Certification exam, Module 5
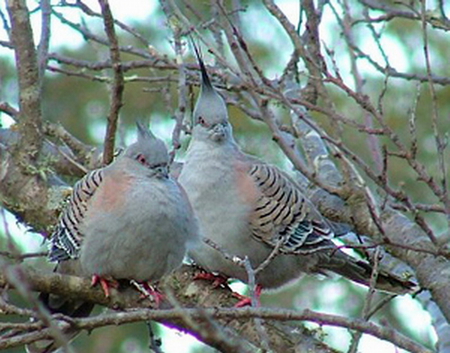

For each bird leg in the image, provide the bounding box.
[91,275,119,297]
[233,284,263,308]
[193,271,230,288]
[194,270,263,307]
[142,283,165,307]
[131,280,164,307]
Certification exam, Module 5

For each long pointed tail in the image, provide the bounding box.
[319,250,418,295]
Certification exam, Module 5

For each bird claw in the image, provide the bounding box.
[91,275,119,298]
[233,285,262,307]
[193,272,229,289]
[131,280,164,307]
[193,270,263,307]
[233,295,253,308]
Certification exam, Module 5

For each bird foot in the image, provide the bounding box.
[193,270,263,307]
[193,271,229,289]
[91,275,119,297]
[233,285,263,307]
[131,281,164,307]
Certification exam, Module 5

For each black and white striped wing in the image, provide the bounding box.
[49,169,104,262]
[248,163,335,254]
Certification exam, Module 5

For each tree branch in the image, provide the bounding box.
[98,0,124,165]
[0,265,431,353]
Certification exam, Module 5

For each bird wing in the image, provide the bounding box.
[247,162,335,253]
[49,169,104,262]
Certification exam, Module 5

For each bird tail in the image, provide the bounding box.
[26,261,94,353]
[320,250,418,295]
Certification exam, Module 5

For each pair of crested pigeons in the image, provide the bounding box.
[45,46,416,315]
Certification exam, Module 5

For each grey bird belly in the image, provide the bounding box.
[189,233,309,288]
[180,150,313,289]
[79,179,191,283]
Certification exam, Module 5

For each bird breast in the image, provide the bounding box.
[79,176,189,282]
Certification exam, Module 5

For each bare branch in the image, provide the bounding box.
[0,102,18,118]
[419,0,450,216]
[6,0,43,158]
[37,0,51,83]
[98,0,124,165]
[0,265,347,353]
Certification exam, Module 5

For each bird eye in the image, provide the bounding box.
[136,154,147,165]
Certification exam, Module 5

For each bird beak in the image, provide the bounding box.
[211,123,226,141]
[155,166,169,179]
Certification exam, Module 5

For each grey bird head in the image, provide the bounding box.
[191,43,233,144]
[123,122,169,178]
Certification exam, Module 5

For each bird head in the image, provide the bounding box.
[191,43,232,144]
[124,122,169,178]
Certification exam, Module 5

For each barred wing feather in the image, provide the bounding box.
[248,163,334,253]
[49,169,104,262]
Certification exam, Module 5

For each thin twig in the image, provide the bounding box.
[98,0,124,165]
[0,264,70,350]
[253,237,284,276]
[146,321,164,353]
[169,18,187,157]
[4,307,431,353]
[0,102,19,118]
[203,238,245,267]
[348,246,381,353]
[37,0,51,84]
[242,257,271,351]
[0,251,48,260]
[339,0,383,173]
[419,0,450,219]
